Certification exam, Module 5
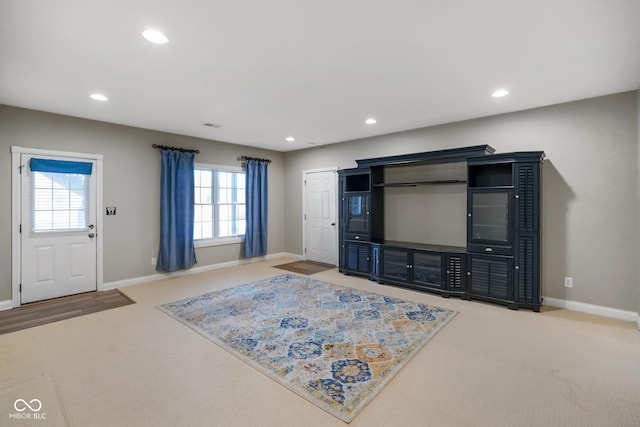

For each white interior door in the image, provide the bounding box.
[304,169,337,265]
[20,153,97,303]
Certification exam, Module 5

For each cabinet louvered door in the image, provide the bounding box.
[469,255,513,301]
[345,243,358,271]
[357,245,370,273]
[514,161,541,309]
[515,233,539,305]
[515,163,538,232]
[446,254,465,292]
[345,242,370,273]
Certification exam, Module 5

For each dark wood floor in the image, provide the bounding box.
[0,290,135,335]
[273,260,336,275]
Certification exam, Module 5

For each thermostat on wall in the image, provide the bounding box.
[106,207,117,215]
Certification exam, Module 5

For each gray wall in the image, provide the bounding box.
[637,91,640,319]
[3,92,638,312]
[284,91,639,312]
[0,105,285,301]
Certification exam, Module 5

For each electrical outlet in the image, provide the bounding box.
[564,277,573,288]
[151,257,157,266]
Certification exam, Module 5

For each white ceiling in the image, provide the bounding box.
[1,0,639,152]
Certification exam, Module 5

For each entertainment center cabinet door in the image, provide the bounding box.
[344,241,371,275]
[412,251,443,289]
[445,254,465,293]
[467,254,514,302]
[381,247,410,282]
[514,233,540,307]
[514,162,541,233]
[467,188,513,255]
[345,193,370,240]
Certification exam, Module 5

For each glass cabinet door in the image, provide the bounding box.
[470,191,510,243]
[413,251,442,288]
[346,194,369,233]
[382,248,409,281]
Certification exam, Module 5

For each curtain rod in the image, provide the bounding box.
[152,144,200,154]
[239,155,271,164]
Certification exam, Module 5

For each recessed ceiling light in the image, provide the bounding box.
[365,118,377,124]
[90,93,108,101]
[286,137,295,142]
[142,29,169,44]
[491,89,510,98]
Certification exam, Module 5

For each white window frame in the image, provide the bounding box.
[194,163,245,248]
[31,170,91,233]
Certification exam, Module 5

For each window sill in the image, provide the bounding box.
[195,236,243,248]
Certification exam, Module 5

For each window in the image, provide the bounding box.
[194,166,246,242]
[32,171,89,232]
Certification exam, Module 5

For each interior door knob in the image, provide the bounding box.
[88,233,95,238]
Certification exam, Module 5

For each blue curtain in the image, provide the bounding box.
[157,150,197,272]
[243,159,269,257]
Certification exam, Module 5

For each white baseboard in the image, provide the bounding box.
[280,252,305,261]
[543,296,639,324]
[101,252,303,291]
[0,300,13,311]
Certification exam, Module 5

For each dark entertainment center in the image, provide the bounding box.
[338,145,544,311]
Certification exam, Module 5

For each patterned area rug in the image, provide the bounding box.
[158,274,457,422]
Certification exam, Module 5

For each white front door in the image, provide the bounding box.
[20,153,97,303]
[304,169,337,265]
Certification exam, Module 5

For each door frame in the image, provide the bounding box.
[302,167,339,266]
[11,146,104,308]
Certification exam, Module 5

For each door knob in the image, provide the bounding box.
[88,224,95,229]
[331,222,336,226]
[88,233,95,238]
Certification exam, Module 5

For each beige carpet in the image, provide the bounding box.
[1,257,639,426]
